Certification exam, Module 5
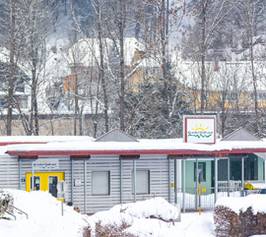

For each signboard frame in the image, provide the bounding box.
[32,158,59,171]
[183,115,216,144]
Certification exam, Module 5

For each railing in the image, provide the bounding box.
[3,205,29,220]
[175,185,242,211]
[217,180,242,192]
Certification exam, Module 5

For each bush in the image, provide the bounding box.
[214,205,266,237]
[95,222,137,237]
[0,190,13,218]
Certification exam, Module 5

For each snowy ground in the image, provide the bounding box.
[0,190,87,237]
[0,190,216,237]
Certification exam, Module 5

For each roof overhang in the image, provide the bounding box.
[7,147,266,158]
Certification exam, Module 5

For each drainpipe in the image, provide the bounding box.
[241,157,245,196]
[168,158,171,203]
[182,159,186,213]
[195,158,198,210]
[227,157,230,197]
[133,159,136,202]
[120,159,122,204]
[18,158,21,190]
[84,159,87,214]
[214,158,218,204]
[70,158,73,203]
[174,159,177,204]
[264,159,266,185]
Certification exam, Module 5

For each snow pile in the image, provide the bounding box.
[86,197,215,237]
[216,194,266,214]
[87,206,214,237]
[0,190,87,237]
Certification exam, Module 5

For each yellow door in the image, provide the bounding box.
[26,172,64,199]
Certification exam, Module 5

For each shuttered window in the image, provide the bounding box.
[132,170,150,194]
[92,171,110,195]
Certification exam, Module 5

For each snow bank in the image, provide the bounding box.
[112,197,180,221]
[215,194,266,214]
[87,197,184,236]
[0,190,87,237]
[86,199,214,237]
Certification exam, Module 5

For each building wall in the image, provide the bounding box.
[0,116,101,136]
[0,155,19,189]
[14,155,175,214]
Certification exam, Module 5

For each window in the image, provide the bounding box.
[194,162,206,182]
[132,170,150,194]
[228,155,258,181]
[30,176,40,191]
[92,171,110,195]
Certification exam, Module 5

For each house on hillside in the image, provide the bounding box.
[60,37,160,94]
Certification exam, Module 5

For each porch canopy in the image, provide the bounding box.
[5,139,266,158]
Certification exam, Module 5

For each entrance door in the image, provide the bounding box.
[26,172,64,199]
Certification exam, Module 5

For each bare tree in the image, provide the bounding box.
[236,0,265,135]
[6,0,17,135]
[92,0,109,133]
[185,0,233,113]
[18,0,51,135]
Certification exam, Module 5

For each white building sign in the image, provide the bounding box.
[32,158,59,171]
[183,115,216,144]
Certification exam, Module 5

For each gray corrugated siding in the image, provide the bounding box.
[1,154,178,214]
[121,155,170,203]
[0,155,19,189]
[84,155,121,213]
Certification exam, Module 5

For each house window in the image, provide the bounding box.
[132,170,150,194]
[194,162,206,182]
[92,171,110,195]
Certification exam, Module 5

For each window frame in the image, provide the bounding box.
[91,171,111,196]
[132,169,150,195]
[194,162,206,182]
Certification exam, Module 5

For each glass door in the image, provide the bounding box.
[49,176,58,198]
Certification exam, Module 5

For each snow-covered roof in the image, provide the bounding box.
[0,136,93,146]
[4,138,266,157]
[173,43,266,91]
[67,37,159,67]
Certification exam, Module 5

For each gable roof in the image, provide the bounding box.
[95,129,139,142]
[222,127,261,141]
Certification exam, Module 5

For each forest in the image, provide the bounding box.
[0,0,265,138]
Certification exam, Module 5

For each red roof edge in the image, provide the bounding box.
[0,142,47,146]
[6,147,266,158]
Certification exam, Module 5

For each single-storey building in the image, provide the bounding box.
[1,129,266,214]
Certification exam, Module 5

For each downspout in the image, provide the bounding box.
[18,158,21,190]
[214,158,218,203]
[174,159,177,204]
[182,159,186,212]
[227,157,230,197]
[133,159,136,202]
[168,158,171,203]
[120,158,122,203]
[70,157,73,203]
[84,159,87,214]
